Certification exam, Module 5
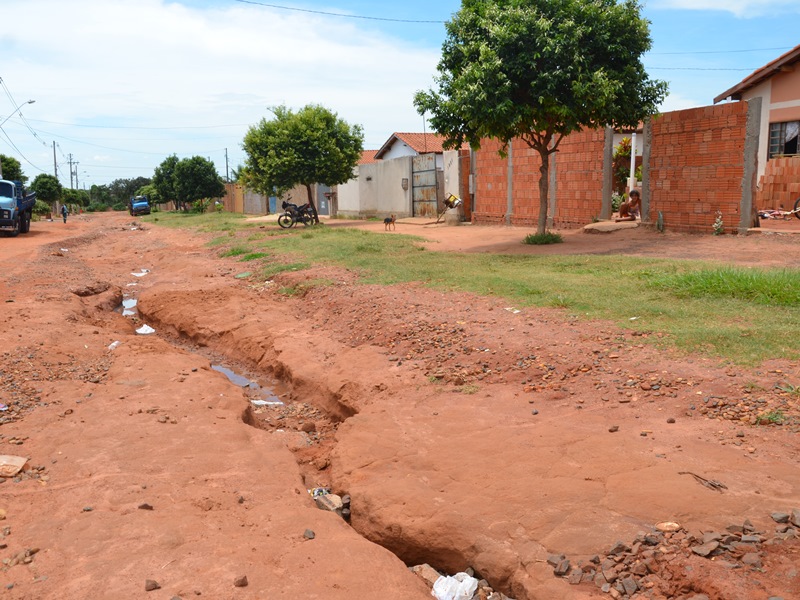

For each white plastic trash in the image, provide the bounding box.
[136,324,156,335]
[431,573,479,600]
[108,341,121,350]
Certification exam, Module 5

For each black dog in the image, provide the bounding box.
[384,215,396,231]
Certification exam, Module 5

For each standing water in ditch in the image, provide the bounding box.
[211,364,285,406]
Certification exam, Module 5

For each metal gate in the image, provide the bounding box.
[412,153,439,217]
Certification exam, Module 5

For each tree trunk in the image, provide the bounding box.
[536,146,550,235]
[304,183,320,224]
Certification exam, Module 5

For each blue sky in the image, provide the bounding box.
[1,0,798,187]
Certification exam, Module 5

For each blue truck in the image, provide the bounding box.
[129,195,151,216]
[0,179,36,236]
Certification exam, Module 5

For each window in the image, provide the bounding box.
[769,121,799,158]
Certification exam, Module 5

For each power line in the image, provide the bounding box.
[649,46,793,56]
[649,67,756,71]
[233,0,447,23]
[26,118,250,131]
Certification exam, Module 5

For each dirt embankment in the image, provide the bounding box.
[0,213,798,600]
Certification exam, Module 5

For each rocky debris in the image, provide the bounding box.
[144,579,161,591]
[2,547,40,567]
[303,529,315,540]
[409,564,514,600]
[233,574,248,587]
[71,281,111,297]
[694,391,799,432]
[550,512,799,599]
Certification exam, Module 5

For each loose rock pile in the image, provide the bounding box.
[550,511,799,599]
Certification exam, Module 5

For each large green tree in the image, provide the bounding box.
[0,155,25,182]
[152,155,180,208]
[242,104,364,222]
[107,176,152,205]
[173,156,225,211]
[29,173,62,204]
[414,0,667,234]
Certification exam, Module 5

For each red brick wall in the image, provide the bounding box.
[473,129,605,228]
[755,156,800,211]
[473,102,751,233]
[553,128,606,227]
[649,103,748,234]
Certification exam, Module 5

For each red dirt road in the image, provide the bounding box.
[0,213,798,600]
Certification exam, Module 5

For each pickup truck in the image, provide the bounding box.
[129,195,151,216]
[0,179,36,236]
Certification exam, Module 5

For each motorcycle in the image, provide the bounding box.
[278,200,315,229]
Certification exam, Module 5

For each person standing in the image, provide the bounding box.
[61,204,68,223]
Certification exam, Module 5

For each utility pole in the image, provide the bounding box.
[53,142,57,179]
[68,154,74,188]
[74,163,79,190]
[225,148,229,183]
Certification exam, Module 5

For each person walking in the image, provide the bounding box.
[61,204,68,223]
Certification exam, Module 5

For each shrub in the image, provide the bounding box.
[523,231,563,245]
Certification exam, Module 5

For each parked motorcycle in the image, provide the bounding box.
[278,200,315,228]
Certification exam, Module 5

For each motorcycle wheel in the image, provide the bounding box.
[278,213,295,229]
[301,213,314,226]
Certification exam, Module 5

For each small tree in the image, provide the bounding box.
[414,0,667,234]
[0,155,25,182]
[173,156,225,212]
[242,104,364,223]
[29,173,62,204]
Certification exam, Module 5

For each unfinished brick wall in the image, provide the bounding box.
[649,103,748,234]
[473,132,604,227]
[755,156,800,211]
[552,128,606,227]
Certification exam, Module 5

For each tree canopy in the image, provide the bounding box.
[153,155,180,208]
[414,0,667,234]
[173,156,226,211]
[0,155,25,182]
[241,104,364,222]
[29,173,62,203]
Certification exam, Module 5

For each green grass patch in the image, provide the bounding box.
[240,252,271,262]
[150,217,800,365]
[220,246,250,257]
[648,267,800,306]
[523,231,563,245]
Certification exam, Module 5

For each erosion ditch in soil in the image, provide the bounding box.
[125,290,532,597]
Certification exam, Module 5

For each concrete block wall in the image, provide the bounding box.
[755,155,800,211]
[649,103,748,233]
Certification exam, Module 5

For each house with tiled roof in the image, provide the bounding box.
[714,43,800,210]
[337,132,472,220]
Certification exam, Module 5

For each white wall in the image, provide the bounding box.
[337,156,414,218]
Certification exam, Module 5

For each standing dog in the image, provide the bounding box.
[384,215,396,231]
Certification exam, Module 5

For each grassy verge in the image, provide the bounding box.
[149,212,800,364]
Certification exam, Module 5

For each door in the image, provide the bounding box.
[412,153,439,217]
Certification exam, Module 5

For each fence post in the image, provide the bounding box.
[740,97,761,234]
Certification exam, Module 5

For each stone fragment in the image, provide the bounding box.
[546,554,565,567]
[138,503,154,511]
[741,553,762,568]
[655,522,681,533]
[608,425,619,433]
[740,534,763,544]
[702,532,722,544]
[608,540,630,555]
[691,541,719,557]
[144,580,161,592]
[771,512,790,524]
[303,529,315,540]
[567,570,583,585]
[233,575,248,587]
[791,509,800,527]
[410,564,441,587]
[554,559,571,577]
[621,576,638,595]
[314,493,343,515]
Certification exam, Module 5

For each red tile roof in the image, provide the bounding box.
[375,132,464,159]
[359,150,380,164]
[714,43,800,104]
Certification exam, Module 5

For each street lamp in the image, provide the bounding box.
[0,100,35,180]
[0,99,35,130]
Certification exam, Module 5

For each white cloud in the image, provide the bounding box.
[649,0,800,17]
[1,0,444,183]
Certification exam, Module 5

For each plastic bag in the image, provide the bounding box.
[431,573,478,600]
